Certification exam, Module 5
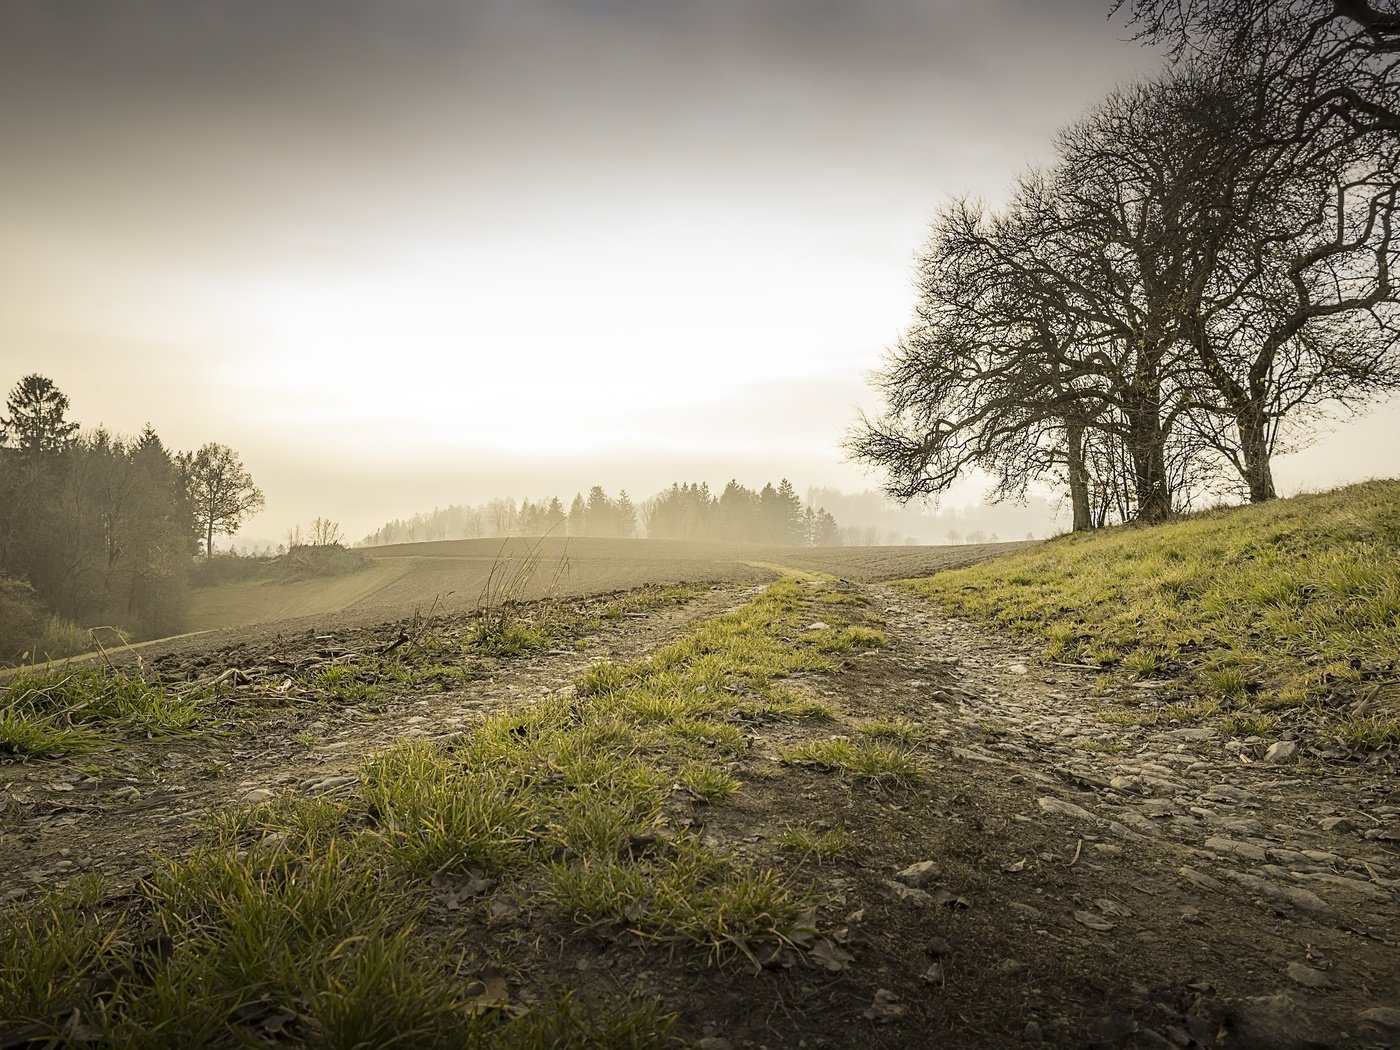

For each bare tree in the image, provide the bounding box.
[1116,0,1400,135]
[853,64,1395,523]
[848,195,1108,530]
[178,443,265,559]
[308,516,345,547]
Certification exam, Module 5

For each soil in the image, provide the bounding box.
[3,550,1397,1050]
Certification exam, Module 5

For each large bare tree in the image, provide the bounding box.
[853,61,1397,524]
[1115,0,1400,135]
[849,196,1109,530]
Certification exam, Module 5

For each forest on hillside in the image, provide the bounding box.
[0,375,265,661]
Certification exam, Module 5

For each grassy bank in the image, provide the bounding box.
[1,576,887,1047]
[898,480,1400,746]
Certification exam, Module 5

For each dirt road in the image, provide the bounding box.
[3,570,1397,1048]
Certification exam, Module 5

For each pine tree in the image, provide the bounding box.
[776,479,805,544]
[1,374,78,456]
[616,490,637,539]
[586,486,616,537]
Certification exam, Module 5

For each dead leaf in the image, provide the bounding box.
[808,938,855,972]
[754,943,797,970]
[1002,858,1026,873]
[1074,910,1115,931]
[260,1010,297,1035]
[786,907,820,948]
[432,873,497,910]
[463,969,511,1015]
[862,988,906,1024]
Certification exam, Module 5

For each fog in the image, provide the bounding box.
[2,0,1396,545]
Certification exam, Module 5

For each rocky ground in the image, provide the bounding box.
[2,573,1397,1049]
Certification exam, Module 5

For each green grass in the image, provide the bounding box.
[295,585,712,709]
[781,737,924,787]
[1079,738,1128,754]
[466,619,550,657]
[1328,714,1400,749]
[1,576,884,1045]
[899,481,1400,741]
[1220,712,1279,738]
[0,707,98,756]
[0,667,207,757]
[303,653,472,706]
[677,761,742,802]
[775,825,855,860]
[736,686,839,722]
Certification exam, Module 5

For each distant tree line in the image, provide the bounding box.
[644,480,840,545]
[850,2,1399,528]
[0,374,263,660]
[358,479,842,547]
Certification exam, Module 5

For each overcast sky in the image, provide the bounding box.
[2,0,1395,544]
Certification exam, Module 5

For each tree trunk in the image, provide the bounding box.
[1237,406,1278,503]
[1065,423,1093,532]
[206,513,214,561]
[1125,406,1173,524]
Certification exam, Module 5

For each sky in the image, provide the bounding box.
[2,0,1396,545]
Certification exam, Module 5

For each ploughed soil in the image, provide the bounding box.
[3,546,1398,1049]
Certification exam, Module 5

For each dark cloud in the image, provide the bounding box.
[2,0,1147,267]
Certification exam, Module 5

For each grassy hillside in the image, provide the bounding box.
[899,480,1400,747]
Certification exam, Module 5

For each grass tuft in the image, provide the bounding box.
[781,737,923,786]
[1,667,206,756]
[854,718,924,745]
[775,825,855,860]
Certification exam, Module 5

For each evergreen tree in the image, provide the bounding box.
[616,490,637,539]
[1,374,78,456]
[776,479,805,543]
[757,483,784,544]
[716,479,757,541]
[546,497,567,533]
[586,486,616,537]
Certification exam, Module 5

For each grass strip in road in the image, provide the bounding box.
[1,575,885,1046]
[298,583,712,706]
[897,480,1400,745]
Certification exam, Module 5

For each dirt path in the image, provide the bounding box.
[4,573,1398,1049]
[773,583,1400,1049]
[0,585,751,899]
